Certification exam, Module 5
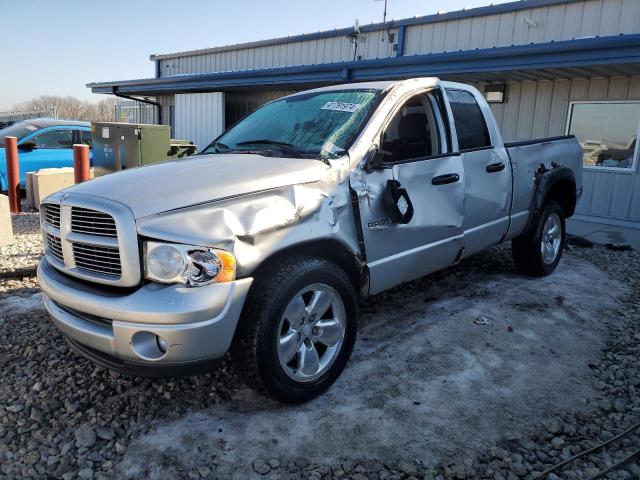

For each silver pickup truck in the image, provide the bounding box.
[37,78,583,403]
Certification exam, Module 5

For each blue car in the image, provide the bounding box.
[0,118,92,191]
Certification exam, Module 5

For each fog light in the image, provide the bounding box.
[156,336,168,353]
[131,331,168,360]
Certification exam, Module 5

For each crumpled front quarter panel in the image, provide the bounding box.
[136,160,361,279]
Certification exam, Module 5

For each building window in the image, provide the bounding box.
[567,102,640,171]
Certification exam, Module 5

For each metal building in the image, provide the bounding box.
[88,0,640,233]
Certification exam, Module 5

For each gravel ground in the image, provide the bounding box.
[0,211,41,278]
[0,214,639,480]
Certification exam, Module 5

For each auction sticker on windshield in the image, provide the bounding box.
[321,102,362,113]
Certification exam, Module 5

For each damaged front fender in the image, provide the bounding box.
[136,163,362,279]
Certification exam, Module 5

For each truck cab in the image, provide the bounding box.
[37,78,583,403]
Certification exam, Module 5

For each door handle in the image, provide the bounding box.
[486,162,506,173]
[431,173,460,185]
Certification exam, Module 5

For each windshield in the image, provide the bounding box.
[202,89,381,159]
[0,121,39,146]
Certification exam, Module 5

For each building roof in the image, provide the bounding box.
[148,0,581,61]
[88,34,640,96]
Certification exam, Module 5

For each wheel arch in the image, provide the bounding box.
[246,238,367,298]
[544,176,577,218]
[524,164,577,234]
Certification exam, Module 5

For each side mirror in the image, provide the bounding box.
[364,145,392,172]
[18,141,37,152]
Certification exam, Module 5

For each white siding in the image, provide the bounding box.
[404,0,640,55]
[159,29,397,77]
[157,95,174,127]
[477,76,640,222]
[156,0,640,77]
[174,93,225,152]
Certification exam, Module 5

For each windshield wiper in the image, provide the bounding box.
[235,139,309,158]
[206,141,229,154]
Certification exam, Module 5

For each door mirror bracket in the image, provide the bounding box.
[18,141,37,152]
[364,145,392,172]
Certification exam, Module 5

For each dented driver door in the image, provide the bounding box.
[355,153,465,294]
[350,88,466,295]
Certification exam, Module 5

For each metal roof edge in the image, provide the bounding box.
[148,0,579,61]
[90,34,640,94]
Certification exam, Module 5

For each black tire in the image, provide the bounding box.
[512,201,566,277]
[231,256,358,403]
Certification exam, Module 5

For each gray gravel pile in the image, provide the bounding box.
[0,241,638,479]
[447,245,640,480]
[0,211,41,287]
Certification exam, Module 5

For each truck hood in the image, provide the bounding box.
[65,153,330,218]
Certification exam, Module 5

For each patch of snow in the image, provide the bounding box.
[0,292,44,321]
[117,257,626,479]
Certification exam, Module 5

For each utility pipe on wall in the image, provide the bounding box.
[112,88,163,125]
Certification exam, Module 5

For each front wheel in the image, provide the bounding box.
[512,201,566,277]
[231,257,358,403]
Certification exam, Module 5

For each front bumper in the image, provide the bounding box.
[37,259,253,375]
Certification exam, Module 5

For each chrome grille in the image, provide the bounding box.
[45,233,64,263]
[73,242,122,276]
[43,204,61,229]
[39,198,139,285]
[71,207,117,238]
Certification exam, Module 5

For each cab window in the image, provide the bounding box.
[80,130,93,147]
[30,130,73,149]
[446,89,491,151]
[381,92,442,163]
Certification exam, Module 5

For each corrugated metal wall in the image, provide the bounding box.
[156,95,174,127]
[114,100,158,124]
[157,0,640,77]
[479,76,640,222]
[159,30,396,77]
[174,92,225,151]
[404,0,640,55]
[225,90,296,127]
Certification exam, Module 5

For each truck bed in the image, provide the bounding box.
[504,134,583,238]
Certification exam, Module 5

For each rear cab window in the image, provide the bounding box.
[80,130,93,146]
[446,89,491,151]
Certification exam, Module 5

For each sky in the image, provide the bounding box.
[0,0,510,110]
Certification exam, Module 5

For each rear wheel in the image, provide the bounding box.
[512,201,565,277]
[231,257,358,403]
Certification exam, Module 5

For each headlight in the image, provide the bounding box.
[144,241,236,286]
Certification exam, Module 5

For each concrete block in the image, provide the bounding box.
[25,172,36,210]
[32,168,75,210]
[30,167,96,210]
[0,194,13,246]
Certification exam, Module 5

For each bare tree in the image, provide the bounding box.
[13,96,118,122]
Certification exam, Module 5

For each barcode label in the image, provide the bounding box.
[321,102,362,113]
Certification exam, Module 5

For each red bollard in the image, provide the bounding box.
[73,144,91,184]
[4,136,21,213]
